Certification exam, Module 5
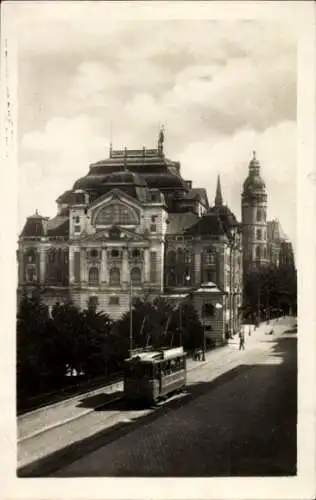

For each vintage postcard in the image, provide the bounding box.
[1,1,315,499]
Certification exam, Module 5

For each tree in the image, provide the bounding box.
[79,308,114,377]
[114,296,203,354]
[243,262,297,321]
[17,295,51,395]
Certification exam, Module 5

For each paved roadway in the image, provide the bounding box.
[18,317,297,477]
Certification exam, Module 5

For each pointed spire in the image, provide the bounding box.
[249,150,260,175]
[215,175,223,207]
[123,147,128,171]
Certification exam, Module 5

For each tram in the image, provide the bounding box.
[123,346,187,406]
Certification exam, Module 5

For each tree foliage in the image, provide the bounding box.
[17,293,203,402]
[243,263,297,321]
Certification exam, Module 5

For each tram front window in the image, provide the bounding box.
[125,362,154,379]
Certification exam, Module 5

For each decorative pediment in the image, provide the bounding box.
[89,188,142,213]
[89,190,143,228]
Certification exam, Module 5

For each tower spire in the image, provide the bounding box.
[215,174,223,207]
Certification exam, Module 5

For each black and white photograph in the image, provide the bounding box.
[1,0,315,498]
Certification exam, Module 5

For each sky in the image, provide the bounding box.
[15,2,297,248]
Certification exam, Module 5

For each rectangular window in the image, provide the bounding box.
[74,251,81,282]
[109,296,120,305]
[151,215,157,222]
[150,251,157,282]
[205,253,216,265]
[74,225,81,233]
[203,303,215,317]
[205,270,216,283]
[150,224,157,233]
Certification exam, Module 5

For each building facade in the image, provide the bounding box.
[18,131,243,344]
[241,151,269,274]
[267,219,295,269]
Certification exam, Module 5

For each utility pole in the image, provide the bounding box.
[179,303,183,346]
[129,279,133,357]
[257,276,261,326]
[202,300,206,361]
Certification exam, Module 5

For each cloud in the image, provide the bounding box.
[16,12,297,248]
[21,115,107,175]
[177,120,296,244]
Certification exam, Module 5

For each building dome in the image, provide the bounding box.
[242,152,266,195]
[103,170,148,187]
[243,174,266,192]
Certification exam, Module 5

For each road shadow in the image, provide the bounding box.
[76,391,124,411]
[18,333,297,478]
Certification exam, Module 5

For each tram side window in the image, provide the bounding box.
[161,357,185,376]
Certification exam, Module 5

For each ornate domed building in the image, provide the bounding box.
[241,151,269,273]
[17,129,243,344]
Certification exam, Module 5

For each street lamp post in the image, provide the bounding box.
[178,273,191,347]
[201,300,206,361]
[129,278,133,357]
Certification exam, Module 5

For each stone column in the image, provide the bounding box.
[39,247,46,284]
[80,248,86,283]
[101,248,107,283]
[69,247,75,285]
[122,248,129,284]
[144,248,150,283]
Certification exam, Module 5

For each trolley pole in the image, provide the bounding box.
[129,279,133,357]
[179,304,183,346]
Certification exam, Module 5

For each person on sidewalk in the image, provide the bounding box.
[239,324,246,350]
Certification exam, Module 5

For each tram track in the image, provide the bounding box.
[18,320,294,473]
[18,371,124,417]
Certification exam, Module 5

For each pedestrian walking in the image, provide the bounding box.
[239,324,245,350]
[248,325,252,336]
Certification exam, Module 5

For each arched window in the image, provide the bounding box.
[25,248,37,264]
[26,267,36,282]
[257,209,262,222]
[167,251,176,265]
[184,250,192,264]
[131,267,141,286]
[256,246,261,258]
[110,267,120,286]
[177,248,184,264]
[95,204,138,226]
[88,267,99,285]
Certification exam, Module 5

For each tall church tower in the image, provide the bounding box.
[241,152,268,273]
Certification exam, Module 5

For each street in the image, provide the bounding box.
[18,317,297,477]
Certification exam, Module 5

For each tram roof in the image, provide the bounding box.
[126,346,185,363]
